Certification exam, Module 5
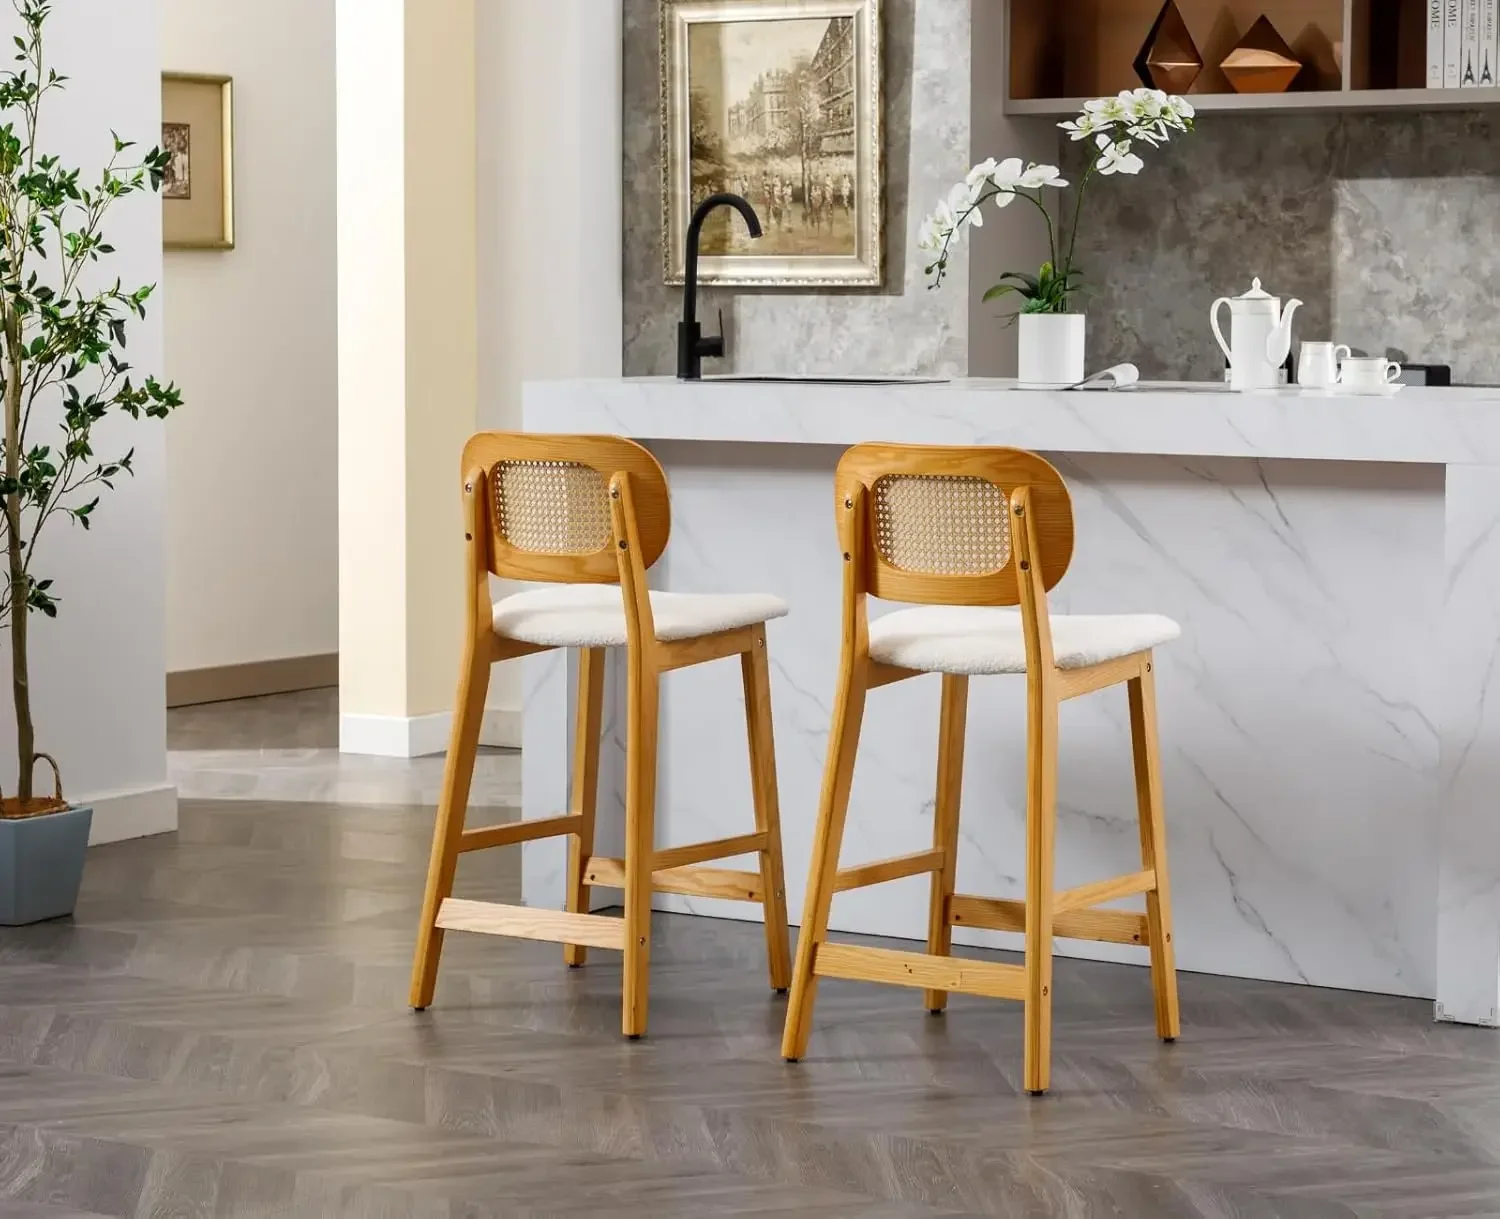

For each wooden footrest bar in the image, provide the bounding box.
[1054,868,1156,914]
[458,812,582,853]
[583,856,765,902]
[833,848,944,893]
[948,894,1148,946]
[813,942,1027,1001]
[652,831,767,871]
[435,899,626,949]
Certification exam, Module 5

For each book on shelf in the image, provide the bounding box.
[1447,0,1464,86]
[1462,0,1482,85]
[1483,0,1499,86]
[1431,0,1448,86]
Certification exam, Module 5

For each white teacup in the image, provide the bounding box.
[1339,356,1402,388]
[1298,341,1350,388]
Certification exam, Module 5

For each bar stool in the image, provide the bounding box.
[410,432,793,1038]
[780,442,1181,1094]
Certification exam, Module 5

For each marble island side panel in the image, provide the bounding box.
[520,378,1500,1024]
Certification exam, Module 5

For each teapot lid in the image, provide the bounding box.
[1236,277,1274,300]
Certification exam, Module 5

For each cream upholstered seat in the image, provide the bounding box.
[868,606,1180,675]
[493,584,788,648]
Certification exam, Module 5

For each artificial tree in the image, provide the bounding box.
[0,0,181,814]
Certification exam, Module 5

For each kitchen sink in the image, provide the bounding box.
[704,375,949,385]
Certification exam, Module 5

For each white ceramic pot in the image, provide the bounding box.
[1018,313,1086,387]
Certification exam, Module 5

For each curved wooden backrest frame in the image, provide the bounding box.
[834,442,1074,606]
[461,432,671,583]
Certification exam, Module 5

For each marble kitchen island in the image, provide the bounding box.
[518,378,1500,1026]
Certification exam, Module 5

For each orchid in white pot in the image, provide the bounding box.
[918,88,1195,383]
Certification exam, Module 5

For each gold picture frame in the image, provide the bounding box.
[659,0,882,287]
[161,73,234,251]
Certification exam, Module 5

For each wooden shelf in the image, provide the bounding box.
[1006,87,1500,117]
[1004,0,1484,117]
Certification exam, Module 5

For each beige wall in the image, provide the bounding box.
[336,0,477,736]
[161,0,339,672]
[403,0,478,716]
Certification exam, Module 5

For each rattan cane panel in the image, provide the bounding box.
[873,474,1011,575]
[494,460,612,555]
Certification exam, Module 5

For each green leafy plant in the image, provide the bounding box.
[980,261,1085,321]
[0,0,181,811]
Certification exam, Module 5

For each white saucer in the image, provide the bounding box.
[1298,383,1405,398]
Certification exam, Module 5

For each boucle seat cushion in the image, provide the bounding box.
[867,606,1179,676]
[492,583,788,648]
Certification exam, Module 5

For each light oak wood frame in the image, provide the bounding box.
[409,433,792,1039]
[780,442,1179,1095]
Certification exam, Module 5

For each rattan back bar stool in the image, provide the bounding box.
[410,432,793,1038]
[780,442,1181,1094]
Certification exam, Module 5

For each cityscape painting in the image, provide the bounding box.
[661,0,882,287]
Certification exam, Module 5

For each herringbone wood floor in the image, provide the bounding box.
[2,699,1500,1216]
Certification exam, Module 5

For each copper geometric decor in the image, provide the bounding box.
[1221,16,1302,94]
[1133,1,1203,93]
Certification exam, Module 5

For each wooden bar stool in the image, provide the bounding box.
[410,433,793,1038]
[780,443,1181,1094]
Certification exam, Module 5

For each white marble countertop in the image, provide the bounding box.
[523,378,1500,466]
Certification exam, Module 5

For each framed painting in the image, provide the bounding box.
[660,0,882,287]
[161,73,235,250]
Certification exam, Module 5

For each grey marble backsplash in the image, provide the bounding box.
[621,0,970,378]
[1066,110,1500,385]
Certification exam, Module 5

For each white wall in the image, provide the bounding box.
[477,0,623,729]
[161,0,338,672]
[0,0,173,841]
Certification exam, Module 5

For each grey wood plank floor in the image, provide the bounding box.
[1,694,1499,1217]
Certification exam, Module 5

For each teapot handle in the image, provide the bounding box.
[1209,297,1233,365]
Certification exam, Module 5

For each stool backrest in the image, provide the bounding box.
[835,443,1073,606]
[462,432,671,583]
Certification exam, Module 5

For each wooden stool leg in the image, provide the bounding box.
[780,658,868,1062]
[563,646,607,967]
[742,628,793,993]
[1129,656,1180,1042]
[1022,684,1059,1095]
[410,647,491,1010]
[621,657,660,1039]
[924,674,969,1013]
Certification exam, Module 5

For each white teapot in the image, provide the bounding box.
[1210,278,1302,391]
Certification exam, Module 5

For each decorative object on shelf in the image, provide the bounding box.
[161,73,234,249]
[918,89,1195,387]
[1221,17,1302,94]
[659,0,882,287]
[1209,278,1302,391]
[0,2,184,923]
[1133,1,1203,93]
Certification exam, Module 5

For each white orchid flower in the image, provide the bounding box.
[1084,95,1128,123]
[992,188,1017,209]
[965,157,998,190]
[1164,94,1195,122]
[1059,112,1111,141]
[1095,134,1144,176]
[1020,163,1068,189]
[989,157,1026,189]
[1122,87,1167,120]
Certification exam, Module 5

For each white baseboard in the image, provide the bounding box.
[340,707,521,758]
[81,783,178,846]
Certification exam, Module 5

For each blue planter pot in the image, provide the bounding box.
[0,804,93,925]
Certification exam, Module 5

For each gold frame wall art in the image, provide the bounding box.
[161,73,235,250]
[659,0,883,287]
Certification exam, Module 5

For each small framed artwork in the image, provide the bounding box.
[161,73,234,250]
[659,0,883,287]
